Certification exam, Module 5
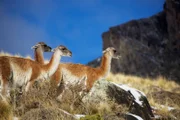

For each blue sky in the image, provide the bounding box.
[0,0,165,64]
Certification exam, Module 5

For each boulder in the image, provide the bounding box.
[82,79,154,120]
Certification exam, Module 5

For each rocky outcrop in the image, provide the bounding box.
[82,79,154,120]
[88,0,180,82]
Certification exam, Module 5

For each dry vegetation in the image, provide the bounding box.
[107,73,180,94]
[1,72,179,119]
[107,73,180,119]
[0,80,127,120]
[0,99,13,120]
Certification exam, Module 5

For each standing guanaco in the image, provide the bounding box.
[34,47,119,96]
[0,45,72,97]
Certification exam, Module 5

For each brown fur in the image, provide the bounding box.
[57,54,111,90]
[34,48,44,64]
[34,47,117,91]
[0,56,41,95]
[32,42,51,65]
[0,45,71,96]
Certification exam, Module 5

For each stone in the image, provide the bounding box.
[82,79,154,120]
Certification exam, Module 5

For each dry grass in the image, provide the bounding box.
[55,82,127,117]
[0,99,13,120]
[8,79,127,119]
[107,73,180,118]
[4,71,179,119]
[107,73,179,93]
[13,80,59,117]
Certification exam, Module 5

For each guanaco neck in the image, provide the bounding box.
[42,50,61,77]
[99,53,112,78]
[34,47,44,64]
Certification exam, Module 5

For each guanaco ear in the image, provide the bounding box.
[103,49,108,54]
[51,48,55,52]
[103,47,111,54]
[31,44,40,49]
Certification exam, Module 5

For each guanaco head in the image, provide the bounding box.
[31,42,52,52]
[103,47,120,59]
[52,45,72,57]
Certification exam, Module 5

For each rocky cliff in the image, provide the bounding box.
[88,0,180,82]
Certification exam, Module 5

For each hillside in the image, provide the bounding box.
[1,72,180,120]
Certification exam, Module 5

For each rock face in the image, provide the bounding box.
[82,79,154,120]
[88,0,180,82]
[165,0,180,49]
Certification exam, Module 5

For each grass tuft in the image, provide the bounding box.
[0,99,13,120]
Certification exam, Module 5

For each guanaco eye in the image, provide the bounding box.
[114,50,116,53]
[62,48,66,50]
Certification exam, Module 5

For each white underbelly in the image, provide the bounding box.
[39,70,50,81]
[62,68,87,88]
[13,71,31,87]
[10,63,32,88]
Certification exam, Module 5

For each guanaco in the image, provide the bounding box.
[34,47,119,93]
[0,45,72,97]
